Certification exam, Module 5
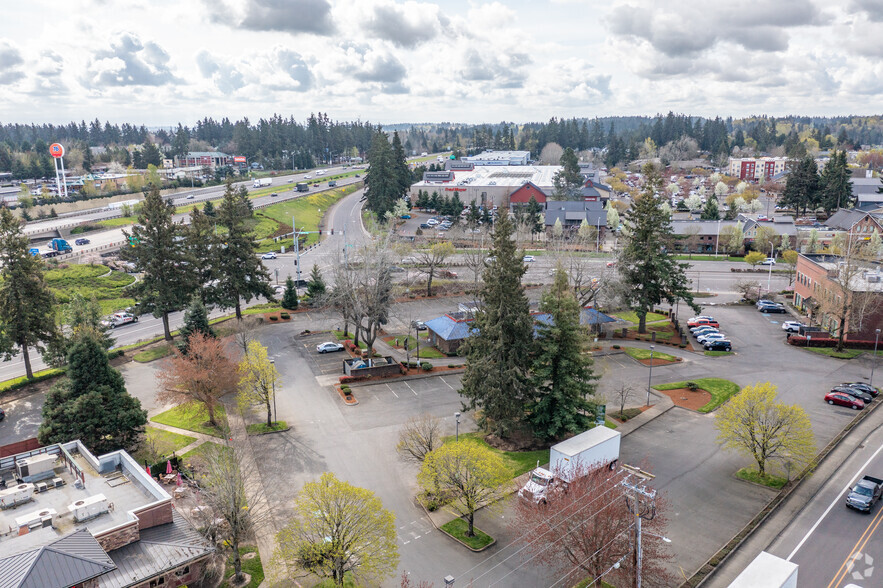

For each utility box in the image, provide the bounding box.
[16,453,57,482]
[15,508,58,533]
[0,483,35,509]
[68,494,109,522]
[729,551,798,588]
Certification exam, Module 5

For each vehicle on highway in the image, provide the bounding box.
[846,475,883,513]
[186,194,195,199]
[253,178,272,188]
[261,252,277,260]
[412,320,427,331]
[704,340,732,351]
[400,214,411,219]
[316,342,344,354]
[760,258,776,265]
[270,192,278,197]
[758,302,786,313]
[523,255,535,262]
[296,183,309,192]
[782,321,805,332]
[606,261,616,267]
[304,175,312,179]
[328,180,337,187]
[102,312,138,329]
[74,238,90,245]
[355,173,360,177]
[439,270,458,279]
[833,385,875,404]
[697,332,728,344]
[842,382,879,397]
[825,391,864,410]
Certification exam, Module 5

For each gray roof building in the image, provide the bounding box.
[0,529,116,588]
[545,200,607,228]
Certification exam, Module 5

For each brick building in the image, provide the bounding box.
[727,157,788,181]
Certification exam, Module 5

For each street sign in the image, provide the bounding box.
[595,404,606,426]
[49,143,64,158]
[234,156,247,163]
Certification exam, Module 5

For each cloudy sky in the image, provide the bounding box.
[1,0,881,126]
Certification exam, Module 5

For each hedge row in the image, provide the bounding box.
[788,335,879,349]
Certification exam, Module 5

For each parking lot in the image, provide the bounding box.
[299,332,349,376]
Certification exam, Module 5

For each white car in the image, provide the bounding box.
[427,219,439,226]
[523,255,535,262]
[261,252,277,260]
[186,194,195,199]
[782,321,804,333]
[304,175,312,179]
[697,332,727,344]
[102,312,138,329]
[316,342,344,354]
[401,256,417,264]
[760,258,776,265]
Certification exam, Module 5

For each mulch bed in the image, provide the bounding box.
[637,357,683,367]
[609,405,652,423]
[335,385,359,405]
[262,312,291,322]
[655,387,711,411]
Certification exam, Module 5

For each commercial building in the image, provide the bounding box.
[174,151,233,169]
[0,440,214,588]
[727,157,788,181]
[670,215,796,254]
[463,150,530,166]
[410,165,560,209]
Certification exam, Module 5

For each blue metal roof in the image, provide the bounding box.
[425,315,474,341]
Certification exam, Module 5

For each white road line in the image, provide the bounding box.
[440,377,455,391]
[387,384,399,398]
[405,382,418,396]
[787,439,883,561]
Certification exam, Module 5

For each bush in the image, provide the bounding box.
[686,381,699,391]
[421,362,433,371]
[340,385,351,393]
[269,315,279,321]
[679,344,687,348]
[408,361,419,368]
[612,344,621,349]
[280,312,290,319]
[340,376,355,384]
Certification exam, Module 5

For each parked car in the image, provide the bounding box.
[782,321,805,333]
[439,270,458,279]
[758,302,786,313]
[74,238,90,245]
[316,342,345,354]
[419,223,431,229]
[523,255,535,262]
[688,318,720,329]
[688,315,715,322]
[427,219,439,226]
[760,258,776,265]
[401,256,417,264]
[825,391,865,410]
[842,383,879,397]
[834,386,875,404]
[698,332,728,344]
[756,299,777,308]
[692,329,720,340]
[704,340,732,351]
[261,252,277,260]
[400,214,411,219]
[412,320,427,331]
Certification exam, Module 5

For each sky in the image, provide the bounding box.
[1,0,882,127]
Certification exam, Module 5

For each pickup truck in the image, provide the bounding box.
[846,475,883,513]
[101,312,139,329]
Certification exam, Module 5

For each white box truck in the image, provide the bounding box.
[519,427,620,504]
[252,178,272,188]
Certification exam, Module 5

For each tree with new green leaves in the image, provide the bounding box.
[529,268,598,441]
[553,147,583,199]
[782,250,799,286]
[818,150,854,214]
[744,251,766,267]
[416,241,455,297]
[418,440,511,537]
[716,382,815,477]
[0,208,57,378]
[618,163,698,333]
[213,181,274,319]
[606,202,620,231]
[178,295,214,353]
[552,217,564,238]
[306,263,326,300]
[44,292,114,367]
[121,186,194,340]
[238,340,280,427]
[459,214,535,437]
[719,222,744,258]
[274,472,399,587]
[39,333,146,453]
[781,156,820,217]
[281,276,299,310]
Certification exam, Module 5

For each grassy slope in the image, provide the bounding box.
[151,402,228,437]
[655,377,741,413]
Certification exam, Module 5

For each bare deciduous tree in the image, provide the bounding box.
[415,241,455,297]
[614,382,635,420]
[231,316,261,356]
[396,413,443,463]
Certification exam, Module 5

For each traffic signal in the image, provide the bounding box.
[293,259,298,266]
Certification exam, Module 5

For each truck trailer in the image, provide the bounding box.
[252,178,272,188]
[296,182,309,192]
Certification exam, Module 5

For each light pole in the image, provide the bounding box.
[269,359,277,425]
[455,412,461,442]
[767,242,774,293]
[646,345,655,407]
[872,329,881,388]
[715,219,721,257]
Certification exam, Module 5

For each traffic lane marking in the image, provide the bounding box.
[828,507,883,588]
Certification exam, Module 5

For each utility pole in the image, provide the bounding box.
[293,214,302,285]
[621,476,658,588]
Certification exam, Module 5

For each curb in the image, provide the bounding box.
[246,425,292,436]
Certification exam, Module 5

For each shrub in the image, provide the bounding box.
[421,362,433,371]
[280,312,290,319]
[612,344,621,349]
[269,315,278,321]
[686,381,699,391]
[679,344,687,348]
[339,375,355,384]
[340,385,351,393]
[408,361,419,368]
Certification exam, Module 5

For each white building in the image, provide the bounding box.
[411,165,558,209]
[463,150,531,166]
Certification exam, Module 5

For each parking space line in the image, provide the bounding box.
[405,382,418,396]
[439,377,456,391]
[387,384,399,398]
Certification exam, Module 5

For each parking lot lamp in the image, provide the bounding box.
[269,359,277,424]
[872,329,881,388]
[647,345,655,406]
[455,412,461,442]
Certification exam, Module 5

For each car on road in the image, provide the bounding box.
[758,302,786,313]
[261,252,277,260]
[704,340,732,351]
[304,175,312,179]
[688,318,719,329]
[825,391,865,410]
[846,475,883,513]
[186,194,195,199]
[74,238,90,245]
[401,256,417,264]
[412,320,427,331]
[316,342,345,354]
[400,214,411,219]
[842,382,879,397]
[102,312,138,329]
[606,261,616,267]
[271,192,278,197]
[760,258,776,265]
[782,321,805,333]
[523,255,535,262]
[834,386,875,404]
[355,173,360,177]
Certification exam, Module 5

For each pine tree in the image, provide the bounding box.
[281,277,299,310]
[365,131,397,216]
[526,195,545,237]
[0,208,57,378]
[781,156,820,217]
[306,264,326,300]
[178,295,214,352]
[619,164,698,333]
[186,206,217,304]
[120,187,194,340]
[553,147,583,199]
[529,268,598,441]
[818,150,854,214]
[39,334,147,453]
[460,215,535,438]
[203,200,216,217]
[700,195,720,220]
[391,131,411,198]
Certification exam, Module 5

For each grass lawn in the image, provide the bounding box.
[246,421,288,435]
[333,330,368,349]
[440,518,494,550]
[673,254,737,261]
[96,215,138,228]
[133,344,172,363]
[805,347,883,359]
[654,377,741,413]
[444,432,548,478]
[736,467,788,489]
[259,184,361,246]
[180,441,232,464]
[627,324,676,340]
[151,402,228,437]
[622,347,680,362]
[221,546,264,588]
[611,310,668,324]
[0,367,64,392]
[130,426,195,463]
[704,350,735,357]
[412,345,446,359]
[45,264,136,314]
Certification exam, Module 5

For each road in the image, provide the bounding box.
[767,420,883,587]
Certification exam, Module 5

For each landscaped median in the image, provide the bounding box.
[653,378,741,413]
[621,346,683,366]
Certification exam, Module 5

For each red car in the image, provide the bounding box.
[825,391,864,410]
[687,319,719,329]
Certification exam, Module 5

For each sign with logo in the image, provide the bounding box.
[595,404,606,426]
[49,143,64,158]
[444,187,466,192]
[233,156,247,163]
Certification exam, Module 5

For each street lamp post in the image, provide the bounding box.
[646,345,655,406]
[455,412,461,442]
[872,329,881,388]
[767,243,774,293]
[715,219,721,257]
[269,358,277,424]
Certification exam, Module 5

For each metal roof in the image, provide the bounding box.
[0,529,116,588]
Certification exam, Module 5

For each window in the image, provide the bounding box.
[149,577,166,587]
[174,566,190,577]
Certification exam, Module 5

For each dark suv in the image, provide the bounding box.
[704,339,732,351]
[832,385,874,404]
[758,302,786,313]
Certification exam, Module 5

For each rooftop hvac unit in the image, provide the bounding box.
[0,483,35,509]
[15,507,58,531]
[68,493,109,522]
[16,454,57,480]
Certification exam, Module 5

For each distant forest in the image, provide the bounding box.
[1,113,882,178]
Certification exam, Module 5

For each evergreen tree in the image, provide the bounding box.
[120,187,194,340]
[0,208,57,378]
[281,277,299,310]
[700,195,720,220]
[213,182,274,319]
[781,156,820,217]
[203,200,216,217]
[818,150,853,214]
[391,131,411,198]
[526,195,544,237]
[365,131,397,216]
[82,145,93,172]
[178,295,214,352]
[459,215,534,438]
[529,268,598,441]
[186,206,217,304]
[38,334,147,453]
[619,164,698,333]
[553,147,583,199]
[306,264,326,300]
